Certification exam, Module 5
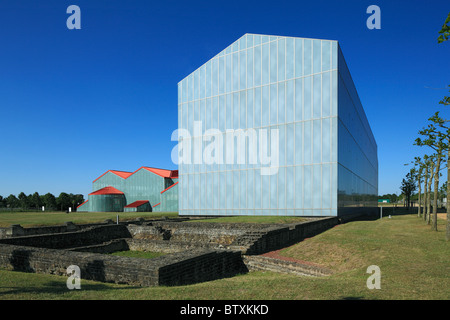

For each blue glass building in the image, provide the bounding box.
[177,34,378,217]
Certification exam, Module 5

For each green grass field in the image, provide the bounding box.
[0,211,179,228]
[0,211,448,300]
[189,215,308,224]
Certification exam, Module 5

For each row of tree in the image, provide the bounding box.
[0,192,85,212]
[401,13,450,241]
[378,193,400,203]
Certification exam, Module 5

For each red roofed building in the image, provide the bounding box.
[89,186,125,196]
[77,166,178,213]
[124,200,151,212]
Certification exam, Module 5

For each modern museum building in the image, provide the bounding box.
[176,33,378,217]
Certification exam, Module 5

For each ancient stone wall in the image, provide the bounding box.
[0,221,113,239]
[128,221,254,244]
[0,243,246,287]
[0,225,131,249]
[0,216,342,286]
[239,217,339,254]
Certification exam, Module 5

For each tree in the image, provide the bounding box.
[413,157,425,217]
[438,11,450,241]
[30,192,42,210]
[438,85,450,106]
[435,111,450,240]
[389,193,399,203]
[71,194,85,211]
[41,193,57,210]
[400,170,417,210]
[17,192,31,209]
[378,193,398,204]
[5,194,19,208]
[427,159,435,224]
[415,112,448,231]
[435,90,450,240]
[438,12,450,43]
[415,154,435,222]
[56,192,71,211]
[439,181,447,205]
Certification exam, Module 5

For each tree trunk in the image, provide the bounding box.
[432,154,441,231]
[424,169,428,222]
[447,156,450,241]
[418,177,422,218]
[427,167,433,225]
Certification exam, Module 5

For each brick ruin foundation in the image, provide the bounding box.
[0,216,340,286]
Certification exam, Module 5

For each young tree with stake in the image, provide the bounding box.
[415,113,447,231]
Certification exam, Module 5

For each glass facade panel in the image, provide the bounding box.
[295,78,302,121]
[286,37,294,80]
[262,85,269,126]
[303,39,312,76]
[278,38,286,81]
[240,50,246,90]
[304,76,312,120]
[313,39,322,74]
[247,88,254,129]
[270,40,277,84]
[270,84,277,125]
[278,82,285,124]
[254,87,261,128]
[286,79,294,121]
[254,45,261,87]
[295,38,303,78]
[322,41,331,72]
[313,74,321,119]
[262,43,269,85]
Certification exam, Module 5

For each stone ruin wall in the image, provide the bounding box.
[0,217,340,286]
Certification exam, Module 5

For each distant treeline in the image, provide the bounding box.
[0,192,85,211]
[378,193,400,203]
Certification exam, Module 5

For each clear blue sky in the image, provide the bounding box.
[0,0,449,198]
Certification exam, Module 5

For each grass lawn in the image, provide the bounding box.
[0,213,448,300]
[0,211,307,227]
[189,216,308,224]
[0,211,178,228]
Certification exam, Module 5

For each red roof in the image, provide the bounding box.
[142,167,178,179]
[110,170,133,179]
[93,167,178,182]
[89,186,124,196]
[124,200,149,208]
[93,170,133,182]
[77,200,88,208]
[161,181,179,194]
